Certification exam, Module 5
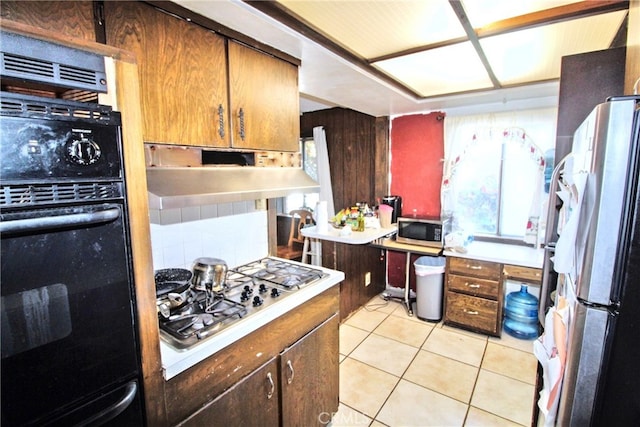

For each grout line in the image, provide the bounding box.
[341,296,535,426]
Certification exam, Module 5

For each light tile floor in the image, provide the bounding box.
[333,294,539,427]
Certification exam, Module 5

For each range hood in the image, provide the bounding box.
[146,167,320,210]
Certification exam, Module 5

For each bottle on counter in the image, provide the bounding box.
[357,210,365,232]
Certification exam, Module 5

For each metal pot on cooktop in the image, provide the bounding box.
[156,257,328,350]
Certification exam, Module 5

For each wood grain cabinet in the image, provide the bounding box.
[0,1,96,42]
[280,314,339,426]
[164,287,340,426]
[444,257,503,336]
[228,41,300,152]
[176,313,338,427]
[104,2,299,151]
[104,1,229,148]
[178,357,280,427]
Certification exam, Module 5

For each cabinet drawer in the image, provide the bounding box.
[447,274,500,299]
[503,264,542,284]
[444,292,500,336]
[448,257,501,280]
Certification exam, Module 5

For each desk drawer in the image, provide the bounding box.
[447,274,499,299]
[502,264,542,283]
[447,257,500,279]
[444,291,499,336]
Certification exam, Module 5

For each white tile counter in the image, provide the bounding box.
[160,263,344,380]
[444,241,544,269]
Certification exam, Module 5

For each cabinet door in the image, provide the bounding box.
[0,1,96,41]
[105,1,229,147]
[280,314,339,427]
[228,41,299,151]
[178,357,279,427]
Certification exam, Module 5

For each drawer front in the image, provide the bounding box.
[445,292,499,335]
[503,264,542,284]
[448,257,501,279]
[447,274,500,299]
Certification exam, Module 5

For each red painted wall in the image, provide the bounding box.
[387,112,445,291]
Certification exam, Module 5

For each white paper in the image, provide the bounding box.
[315,201,328,233]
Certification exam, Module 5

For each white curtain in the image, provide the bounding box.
[313,126,335,218]
[442,108,557,242]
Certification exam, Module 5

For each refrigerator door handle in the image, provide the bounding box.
[539,154,571,324]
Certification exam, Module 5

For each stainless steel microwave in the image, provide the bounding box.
[396,216,451,248]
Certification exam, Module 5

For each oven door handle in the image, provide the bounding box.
[77,380,137,427]
[0,207,121,235]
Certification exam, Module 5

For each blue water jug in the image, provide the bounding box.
[503,285,539,339]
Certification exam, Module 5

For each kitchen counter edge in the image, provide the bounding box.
[443,241,544,269]
[159,264,344,380]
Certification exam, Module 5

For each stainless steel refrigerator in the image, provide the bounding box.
[536,96,640,426]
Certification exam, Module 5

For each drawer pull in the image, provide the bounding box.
[463,309,479,315]
[286,360,295,384]
[466,283,481,288]
[266,372,275,399]
[468,265,482,270]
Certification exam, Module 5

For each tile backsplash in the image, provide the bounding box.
[150,210,269,270]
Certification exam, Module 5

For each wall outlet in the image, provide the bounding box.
[365,272,371,286]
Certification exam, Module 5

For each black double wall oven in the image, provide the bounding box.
[0,93,144,426]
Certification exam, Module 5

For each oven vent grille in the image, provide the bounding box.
[0,92,118,124]
[0,31,107,93]
[0,183,124,207]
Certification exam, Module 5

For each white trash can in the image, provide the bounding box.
[414,256,446,321]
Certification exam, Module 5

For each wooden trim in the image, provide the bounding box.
[113,59,168,426]
[477,0,629,38]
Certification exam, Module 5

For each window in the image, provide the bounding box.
[442,108,557,242]
[285,137,319,213]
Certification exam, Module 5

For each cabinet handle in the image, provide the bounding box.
[266,372,274,399]
[463,309,479,315]
[217,104,225,138]
[468,265,482,270]
[238,108,246,141]
[466,283,481,288]
[286,360,295,384]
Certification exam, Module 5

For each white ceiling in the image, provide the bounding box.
[172,0,626,117]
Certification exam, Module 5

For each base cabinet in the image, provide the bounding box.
[444,257,503,336]
[178,357,280,427]
[164,287,340,426]
[444,256,543,337]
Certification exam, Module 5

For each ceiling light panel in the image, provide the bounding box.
[480,10,627,86]
[372,41,493,97]
[276,0,465,59]
[461,0,582,28]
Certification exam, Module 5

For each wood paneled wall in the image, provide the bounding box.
[300,108,389,320]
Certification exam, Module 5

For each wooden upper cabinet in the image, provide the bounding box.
[0,1,96,41]
[228,41,300,152]
[104,1,229,147]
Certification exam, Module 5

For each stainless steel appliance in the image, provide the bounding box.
[536,96,640,426]
[396,215,451,248]
[157,257,327,350]
[0,93,144,426]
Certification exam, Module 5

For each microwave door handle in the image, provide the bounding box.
[0,207,121,235]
